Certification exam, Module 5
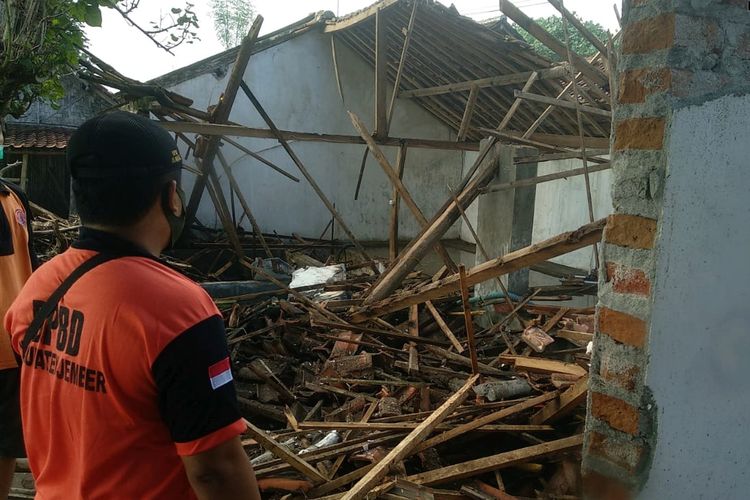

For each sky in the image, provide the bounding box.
[85,0,622,82]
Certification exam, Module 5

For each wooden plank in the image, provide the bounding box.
[426,300,464,352]
[480,129,610,154]
[341,375,480,500]
[244,420,328,484]
[353,219,605,320]
[387,0,419,124]
[514,91,612,118]
[412,391,558,454]
[530,375,589,424]
[500,356,587,378]
[349,111,456,271]
[406,435,584,486]
[556,330,594,343]
[480,162,611,194]
[240,82,373,265]
[408,304,420,373]
[457,84,479,142]
[497,1,607,88]
[547,0,608,57]
[458,266,479,375]
[389,144,408,261]
[399,65,570,98]
[375,7,389,137]
[297,422,554,432]
[185,16,263,226]
[157,120,480,151]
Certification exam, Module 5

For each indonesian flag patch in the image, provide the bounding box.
[208,357,233,390]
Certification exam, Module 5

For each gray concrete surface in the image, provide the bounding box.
[640,94,750,499]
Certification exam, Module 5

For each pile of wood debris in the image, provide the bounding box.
[186,218,599,500]
[20,207,598,499]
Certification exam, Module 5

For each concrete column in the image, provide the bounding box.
[474,145,537,298]
[583,1,750,499]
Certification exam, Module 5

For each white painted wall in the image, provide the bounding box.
[641,94,750,499]
[531,158,612,271]
[167,30,463,241]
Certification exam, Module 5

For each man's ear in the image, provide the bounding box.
[167,180,182,216]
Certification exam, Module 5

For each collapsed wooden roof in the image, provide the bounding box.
[326,0,612,142]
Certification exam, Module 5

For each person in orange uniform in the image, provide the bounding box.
[0,177,37,500]
[4,112,261,500]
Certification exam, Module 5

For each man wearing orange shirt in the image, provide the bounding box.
[0,176,36,500]
[5,112,260,500]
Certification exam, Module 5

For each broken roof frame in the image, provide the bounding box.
[78,0,614,298]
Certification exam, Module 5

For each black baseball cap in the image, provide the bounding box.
[68,111,182,179]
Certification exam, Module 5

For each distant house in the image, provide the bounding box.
[1,75,115,217]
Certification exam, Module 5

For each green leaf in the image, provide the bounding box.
[85,5,103,27]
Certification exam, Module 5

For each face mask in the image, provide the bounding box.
[163,185,186,250]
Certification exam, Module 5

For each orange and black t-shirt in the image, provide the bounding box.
[0,180,35,370]
[5,228,245,500]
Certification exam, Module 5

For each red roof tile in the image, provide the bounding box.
[4,124,74,149]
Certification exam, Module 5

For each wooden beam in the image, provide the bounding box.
[216,151,273,258]
[426,300,464,352]
[364,142,504,303]
[458,266,480,375]
[412,391,559,454]
[408,304,420,373]
[240,82,374,264]
[354,219,606,320]
[156,120,480,152]
[324,0,400,32]
[547,0,608,57]
[530,375,588,424]
[375,7,388,137]
[406,435,584,486]
[185,16,263,226]
[297,422,554,432]
[499,356,588,378]
[221,135,300,182]
[386,0,419,125]
[514,91,612,118]
[349,111,456,271]
[497,1,607,88]
[457,84,479,142]
[389,144,407,262]
[341,375,479,500]
[480,162,611,194]
[244,420,328,484]
[497,72,539,131]
[399,65,570,98]
[483,129,610,151]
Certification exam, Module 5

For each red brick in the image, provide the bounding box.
[613,117,666,151]
[582,470,634,500]
[590,392,640,435]
[587,431,644,471]
[604,214,658,250]
[601,363,641,392]
[605,262,651,296]
[598,307,647,348]
[618,68,672,104]
[622,14,675,54]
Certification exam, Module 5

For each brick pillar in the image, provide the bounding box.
[583,0,750,498]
